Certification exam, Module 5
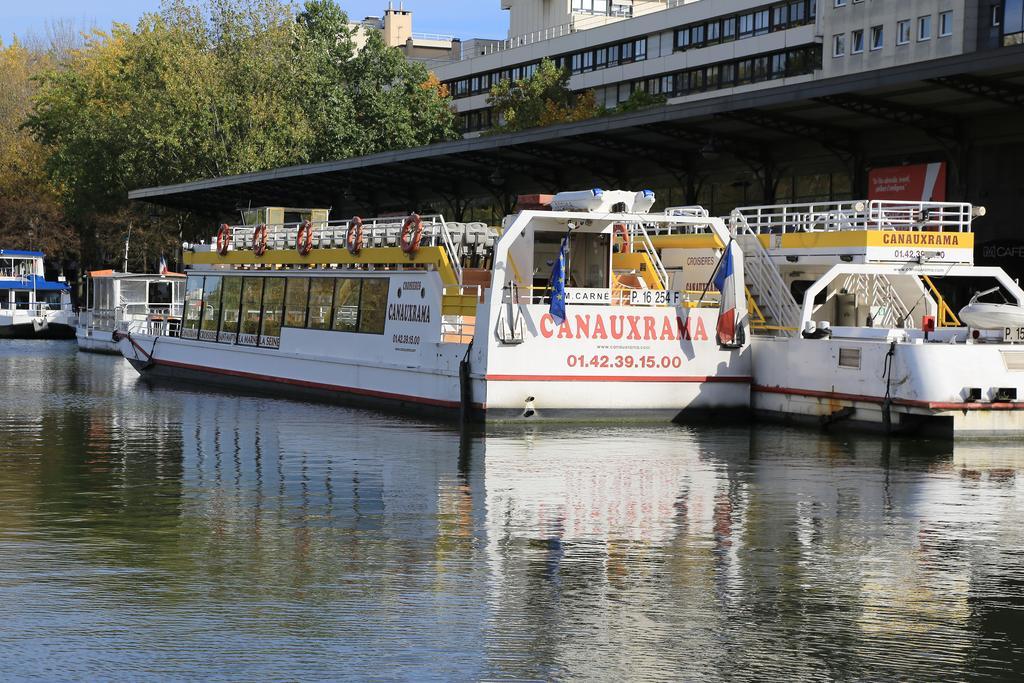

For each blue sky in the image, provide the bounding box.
[2,1,507,44]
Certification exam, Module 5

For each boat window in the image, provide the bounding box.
[790,279,827,306]
[0,290,8,309]
[260,277,285,348]
[149,281,174,305]
[238,277,264,345]
[182,276,204,338]
[570,232,611,288]
[199,276,223,341]
[333,278,361,332]
[359,278,388,335]
[219,276,243,342]
[14,291,29,309]
[307,278,334,330]
[284,277,310,328]
[40,291,62,307]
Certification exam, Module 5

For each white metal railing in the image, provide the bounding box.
[839,274,913,329]
[731,212,802,334]
[412,32,455,42]
[652,206,716,235]
[4,301,73,313]
[222,214,491,285]
[127,313,182,337]
[733,200,979,235]
[477,9,632,57]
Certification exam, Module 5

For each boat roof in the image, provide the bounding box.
[88,270,186,279]
[0,274,69,291]
[0,249,44,258]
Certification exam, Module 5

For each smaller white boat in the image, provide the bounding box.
[958,287,1024,330]
[76,270,185,354]
[0,249,76,339]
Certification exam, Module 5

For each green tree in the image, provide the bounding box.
[487,58,601,132]
[24,0,458,269]
[0,40,77,258]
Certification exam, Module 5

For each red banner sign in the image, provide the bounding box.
[868,162,946,201]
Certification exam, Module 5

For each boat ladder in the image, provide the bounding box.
[730,213,801,335]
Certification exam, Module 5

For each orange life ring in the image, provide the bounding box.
[296,220,314,256]
[216,224,232,256]
[613,223,631,254]
[252,224,268,256]
[346,216,364,255]
[400,213,424,255]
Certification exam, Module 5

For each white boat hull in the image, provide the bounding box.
[0,310,76,339]
[75,327,121,354]
[751,334,1024,435]
[118,305,751,421]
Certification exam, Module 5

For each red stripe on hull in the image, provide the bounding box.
[486,374,751,383]
[752,384,1024,411]
[149,357,469,410]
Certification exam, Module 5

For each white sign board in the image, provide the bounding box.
[630,290,682,306]
[565,288,613,305]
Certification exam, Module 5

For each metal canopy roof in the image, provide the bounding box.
[129,46,1024,217]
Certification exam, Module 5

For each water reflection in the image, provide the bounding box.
[0,342,1022,680]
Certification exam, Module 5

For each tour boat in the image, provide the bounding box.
[0,249,75,339]
[76,270,185,354]
[115,191,752,420]
[651,200,1024,435]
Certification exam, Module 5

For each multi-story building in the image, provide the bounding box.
[434,0,1012,134]
[350,3,461,63]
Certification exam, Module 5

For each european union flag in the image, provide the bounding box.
[549,235,569,325]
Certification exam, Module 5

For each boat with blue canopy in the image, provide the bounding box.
[0,250,76,339]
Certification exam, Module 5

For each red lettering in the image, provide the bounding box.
[610,316,625,340]
[660,317,676,340]
[540,314,554,338]
[557,320,574,339]
[592,316,607,339]
[574,314,590,339]
[626,315,642,340]
[676,316,692,341]
[694,316,708,341]
[643,316,657,340]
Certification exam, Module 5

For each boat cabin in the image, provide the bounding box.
[0,250,70,312]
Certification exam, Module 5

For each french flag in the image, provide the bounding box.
[159,256,168,275]
[712,241,738,346]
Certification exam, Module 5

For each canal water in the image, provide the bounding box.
[1,341,1022,681]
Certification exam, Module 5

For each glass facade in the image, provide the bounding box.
[180,275,392,348]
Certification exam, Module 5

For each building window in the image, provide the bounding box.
[851,29,864,53]
[833,32,846,57]
[722,16,737,41]
[939,11,953,37]
[992,4,1002,27]
[834,0,846,6]
[869,25,883,50]
[772,6,788,30]
[897,19,910,45]
[634,38,647,61]
[754,9,770,34]
[739,13,755,37]
[919,15,932,41]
